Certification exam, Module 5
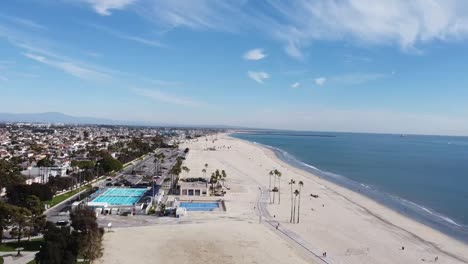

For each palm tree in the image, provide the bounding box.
[289,179,296,223]
[269,171,273,191]
[269,171,274,203]
[272,187,279,204]
[293,189,300,224]
[210,172,216,194]
[275,170,282,204]
[297,181,304,223]
[202,168,207,177]
[221,170,227,187]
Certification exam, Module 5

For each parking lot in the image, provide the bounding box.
[46,148,185,225]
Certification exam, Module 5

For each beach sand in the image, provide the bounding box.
[98,134,468,264]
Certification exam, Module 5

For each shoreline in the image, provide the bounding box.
[98,133,468,264]
[237,136,468,244]
[228,133,468,263]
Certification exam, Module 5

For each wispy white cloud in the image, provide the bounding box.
[248,71,269,84]
[84,0,136,16]
[0,14,46,30]
[243,48,266,60]
[315,77,326,86]
[134,1,248,32]
[330,73,386,85]
[84,23,165,48]
[133,88,203,107]
[291,82,300,88]
[24,53,109,80]
[267,0,468,58]
[101,1,468,59]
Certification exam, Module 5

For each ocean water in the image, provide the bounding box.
[232,131,468,242]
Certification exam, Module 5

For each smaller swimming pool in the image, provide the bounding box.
[179,202,220,211]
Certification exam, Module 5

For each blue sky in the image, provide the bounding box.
[1,0,468,135]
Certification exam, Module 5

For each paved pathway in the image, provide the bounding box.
[0,251,37,264]
[256,187,339,264]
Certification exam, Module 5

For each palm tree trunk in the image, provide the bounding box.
[297,194,301,224]
[290,186,294,223]
[298,185,302,223]
[278,180,281,204]
[272,191,275,204]
[269,174,271,192]
[293,196,297,224]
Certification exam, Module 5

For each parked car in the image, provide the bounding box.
[56,220,69,226]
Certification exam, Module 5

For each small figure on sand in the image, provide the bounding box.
[322,252,327,257]
[435,256,438,262]
[401,246,405,250]
[276,223,280,230]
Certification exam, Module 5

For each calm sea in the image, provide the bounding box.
[232,131,468,242]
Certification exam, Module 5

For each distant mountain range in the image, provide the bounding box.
[0,112,252,129]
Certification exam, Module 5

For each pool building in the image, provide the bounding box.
[179,181,209,197]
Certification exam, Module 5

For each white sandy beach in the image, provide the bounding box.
[98,134,468,264]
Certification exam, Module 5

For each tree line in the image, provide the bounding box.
[35,207,104,264]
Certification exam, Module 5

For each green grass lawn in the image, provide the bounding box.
[47,185,91,207]
[26,260,35,264]
[0,256,4,264]
[0,238,43,252]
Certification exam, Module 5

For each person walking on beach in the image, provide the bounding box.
[276,223,280,229]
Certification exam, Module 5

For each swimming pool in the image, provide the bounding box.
[179,202,220,211]
[91,188,147,205]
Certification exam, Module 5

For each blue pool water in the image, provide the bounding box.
[180,202,220,211]
[91,188,147,205]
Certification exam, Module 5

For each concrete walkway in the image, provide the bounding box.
[0,251,37,264]
[256,187,338,264]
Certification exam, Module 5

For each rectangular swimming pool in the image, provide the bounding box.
[91,188,147,205]
[179,202,220,211]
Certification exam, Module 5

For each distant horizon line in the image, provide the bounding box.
[1,111,468,138]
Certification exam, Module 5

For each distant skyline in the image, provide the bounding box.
[2,1,468,135]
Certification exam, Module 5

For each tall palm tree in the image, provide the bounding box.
[269,171,273,191]
[221,170,227,187]
[269,171,274,203]
[289,179,296,223]
[297,181,304,223]
[275,170,282,204]
[202,168,207,177]
[293,189,300,224]
[272,187,279,204]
